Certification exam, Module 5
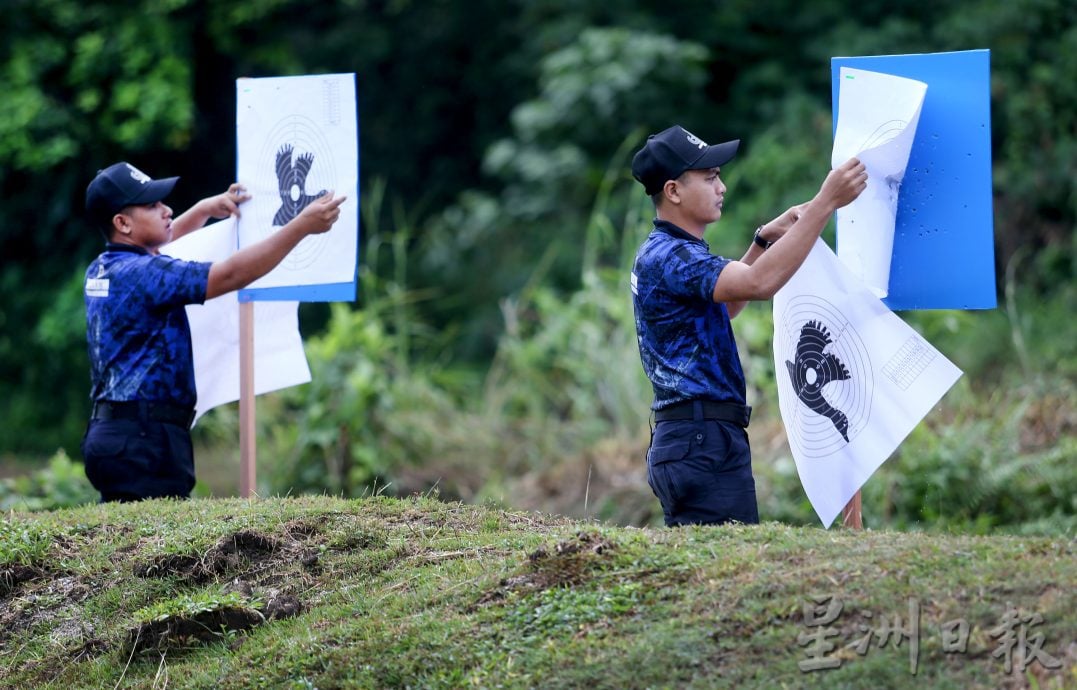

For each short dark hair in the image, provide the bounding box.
[648,170,691,208]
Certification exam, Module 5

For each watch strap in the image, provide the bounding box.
[753,226,772,250]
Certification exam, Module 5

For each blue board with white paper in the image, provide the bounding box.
[831,50,996,310]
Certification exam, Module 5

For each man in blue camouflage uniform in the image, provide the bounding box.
[82,162,346,501]
[630,125,867,526]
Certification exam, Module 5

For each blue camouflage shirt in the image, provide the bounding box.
[631,219,746,410]
[84,244,211,407]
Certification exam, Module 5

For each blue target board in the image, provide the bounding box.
[832,50,996,310]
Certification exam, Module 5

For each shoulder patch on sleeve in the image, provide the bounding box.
[85,278,110,297]
[674,245,693,263]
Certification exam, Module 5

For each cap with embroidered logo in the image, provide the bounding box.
[631,125,739,195]
[85,162,179,225]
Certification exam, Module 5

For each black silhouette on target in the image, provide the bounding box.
[785,320,852,441]
[272,143,326,227]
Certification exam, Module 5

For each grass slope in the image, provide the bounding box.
[1,496,1074,689]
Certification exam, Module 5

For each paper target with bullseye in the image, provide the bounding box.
[236,73,358,293]
[247,115,336,271]
[775,295,874,459]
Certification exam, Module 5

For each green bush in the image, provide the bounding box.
[267,302,459,497]
[0,449,97,511]
[870,376,1077,535]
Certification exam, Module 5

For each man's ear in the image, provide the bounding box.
[111,213,130,236]
[662,179,680,206]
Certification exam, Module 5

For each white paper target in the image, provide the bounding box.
[236,74,358,289]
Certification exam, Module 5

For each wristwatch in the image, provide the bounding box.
[753,226,773,250]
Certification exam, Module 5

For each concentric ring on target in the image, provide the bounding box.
[776,295,874,459]
[247,114,337,271]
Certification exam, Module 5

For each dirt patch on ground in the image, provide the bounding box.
[134,529,318,584]
[226,579,305,621]
[0,574,97,651]
[0,564,48,597]
[475,531,616,607]
[102,529,322,659]
[121,581,305,657]
[3,525,319,682]
[123,606,265,656]
[283,518,320,540]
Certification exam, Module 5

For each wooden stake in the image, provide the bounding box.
[842,490,862,529]
[239,301,256,497]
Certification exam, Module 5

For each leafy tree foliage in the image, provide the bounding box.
[420,27,711,356]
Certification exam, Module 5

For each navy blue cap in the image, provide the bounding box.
[631,125,739,195]
[85,162,179,224]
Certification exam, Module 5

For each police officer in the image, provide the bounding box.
[630,125,867,526]
[81,162,346,502]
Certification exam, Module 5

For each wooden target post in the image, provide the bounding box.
[842,490,863,529]
[239,301,257,497]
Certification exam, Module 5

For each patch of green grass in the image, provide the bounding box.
[503,580,645,639]
[0,496,1073,689]
[132,589,260,624]
[0,517,54,567]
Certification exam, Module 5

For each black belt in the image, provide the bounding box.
[91,400,195,428]
[654,400,752,427]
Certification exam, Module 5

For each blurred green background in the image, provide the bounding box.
[1,0,1073,533]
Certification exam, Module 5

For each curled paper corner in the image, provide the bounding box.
[833,67,927,302]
